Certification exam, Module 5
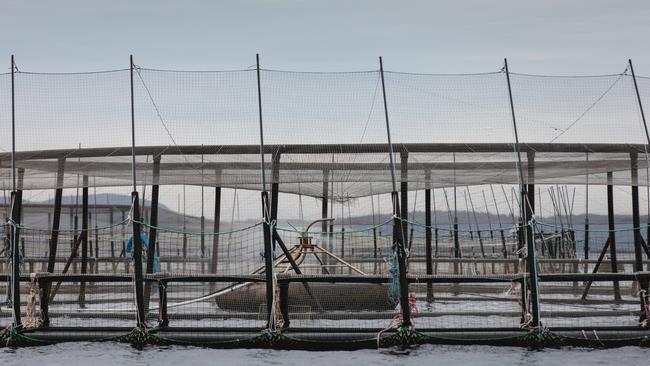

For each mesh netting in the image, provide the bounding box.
[1,63,650,348]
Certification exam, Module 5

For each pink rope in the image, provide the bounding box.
[376,292,417,348]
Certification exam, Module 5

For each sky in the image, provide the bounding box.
[1,0,649,74]
[2,0,650,222]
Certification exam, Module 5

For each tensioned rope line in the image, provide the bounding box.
[549,67,629,143]
[134,66,220,179]
[336,72,382,192]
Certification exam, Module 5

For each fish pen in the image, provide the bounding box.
[1,56,650,349]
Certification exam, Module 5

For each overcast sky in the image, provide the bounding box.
[1,0,649,74]
[2,0,650,221]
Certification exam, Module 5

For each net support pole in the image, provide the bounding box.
[129,54,146,326]
[144,155,161,310]
[270,151,289,324]
[131,192,146,325]
[453,154,460,274]
[400,151,409,250]
[321,169,329,272]
[584,152,590,273]
[424,170,433,301]
[504,58,540,328]
[42,159,64,325]
[527,152,535,250]
[10,55,16,193]
[109,206,115,272]
[211,169,222,275]
[47,158,66,274]
[256,54,275,330]
[146,155,161,275]
[630,153,648,324]
[129,55,137,193]
[629,59,650,267]
[606,171,621,300]
[9,190,22,326]
[78,176,89,308]
[8,54,22,327]
[271,151,281,249]
[321,170,329,230]
[379,56,411,328]
[200,150,205,263]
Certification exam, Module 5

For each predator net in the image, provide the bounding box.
[0,63,649,346]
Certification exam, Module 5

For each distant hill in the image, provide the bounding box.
[32,193,169,210]
[2,193,642,231]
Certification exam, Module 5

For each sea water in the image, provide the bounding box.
[3,342,649,366]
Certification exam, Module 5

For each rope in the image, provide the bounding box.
[536,220,650,233]
[273,274,285,330]
[22,273,42,329]
[133,218,263,236]
[637,287,649,328]
[265,220,278,332]
[387,251,400,306]
[10,218,129,234]
[275,218,393,235]
[376,292,417,348]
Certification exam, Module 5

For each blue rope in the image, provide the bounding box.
[388,251,400,306]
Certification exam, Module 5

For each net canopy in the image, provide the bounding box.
[0,66,648,199]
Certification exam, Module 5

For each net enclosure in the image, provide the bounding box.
[1,57,650,349]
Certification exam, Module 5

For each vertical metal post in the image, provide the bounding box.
[322,170,330,272]
[110,206,115,273]
[256,54,275,329]
[271,151,281,249]
[453,153,461,274]
[130,55,137,193]
[379,56,411,327]
[256,54,267,192]
[73,193,79,274]
[629,60,650,160]
[9,54,22,326]
[131,192,146,325]
[527,151,535,251]
[9,191,22,326]
[182,185,187,269]
[630,153,648,322]
[210,170,222,275]
[200,151,205,264]
[93,183,99,273]
[584,152,590,273]
[400,152,408,250]
[147,156,161,275]
[41,159,65,326]
[425,170,433,301]
[47,158,65,273]
[11,55,16,192]
[321,170,329,232]
[79,176,89,307]
[628,60,650,271]
[606,172,621,300]
[144,156,161,310]
[129,55,145,325]
[504,58,540,327]
[370,184,378,274]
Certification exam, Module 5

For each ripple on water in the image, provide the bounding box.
[3,343,649,366]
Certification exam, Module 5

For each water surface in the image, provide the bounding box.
[3,342,648,366]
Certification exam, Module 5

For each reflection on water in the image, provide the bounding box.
[3,342,648,366]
